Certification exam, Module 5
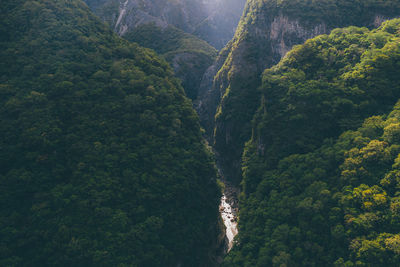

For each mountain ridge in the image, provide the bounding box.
[0,0,222,265]
[85,0,246,50]
[225,17,400,266]
[199,0,400,184]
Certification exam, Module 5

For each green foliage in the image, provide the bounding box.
[0,0,220,266]
[125,23,217,58]
[212,0,400,185]
[124,23,217,100]
[256,22,400,167]
[242,0,400,28]
[225,19,400,266]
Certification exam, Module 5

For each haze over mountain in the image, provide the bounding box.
[84,0,246,49]
[83,0,246,101]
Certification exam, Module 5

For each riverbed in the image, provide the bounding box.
[220,194,238,251]
[218,175,239,252]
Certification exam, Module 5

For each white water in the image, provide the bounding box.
[220,194,238,251]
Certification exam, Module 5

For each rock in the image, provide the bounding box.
[83,0,246,49]
[198,0,400,185]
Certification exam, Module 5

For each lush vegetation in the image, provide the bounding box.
[211,0,400,185]
[255,0,400,27]
[0,0,221,266]
[85,0,245,50]
[83,0,220,100]
[124,23,217,100]
[224,19,400,266]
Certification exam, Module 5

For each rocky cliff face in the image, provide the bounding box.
[83,0,245,100]
[197,0,400,183]
[87,0,205,35]
[195,43,232,138]
[84,0,246,49]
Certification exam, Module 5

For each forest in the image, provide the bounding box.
[225,19,400,266]
[124,23,217,100]
[2,0,400,266]
[0,0,220,266]
[211,0,400,186]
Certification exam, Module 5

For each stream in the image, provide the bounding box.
[218,178,239,252]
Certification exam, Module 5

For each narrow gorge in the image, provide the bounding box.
[83,0,248,258]
[2,0,400,266]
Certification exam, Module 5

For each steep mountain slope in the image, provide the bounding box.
[198,0,400,183]
[225,19,400,266]
[124,23,217,100]
[85,0,246,49]
[83,0,246,101]
[85,0,208,36]
[0,0,221,266]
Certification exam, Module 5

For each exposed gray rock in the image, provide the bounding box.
[269,14,327,59]
[194,42,232,138]
[84,0,246,49]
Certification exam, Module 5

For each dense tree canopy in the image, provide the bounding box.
[251,0,400,27]
[124,23,217,100]
[0,0,220,266]
[225,19,400,266]
[210,0,400,185]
